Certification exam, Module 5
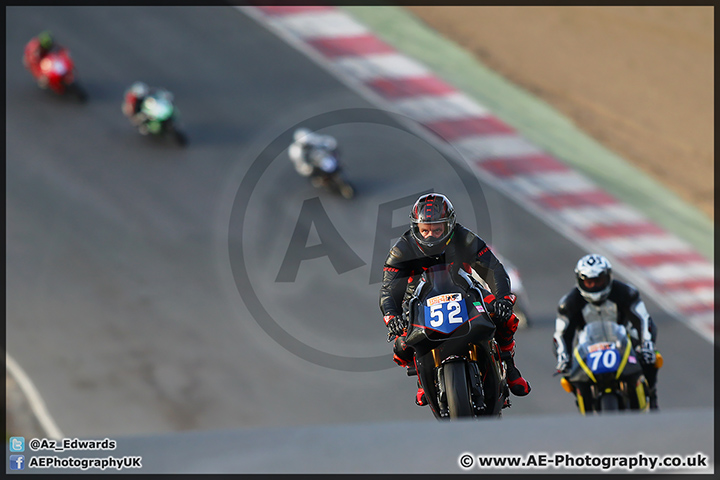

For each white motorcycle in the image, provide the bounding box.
[305,148,355,199]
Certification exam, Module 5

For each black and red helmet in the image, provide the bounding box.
[409,193,456,257]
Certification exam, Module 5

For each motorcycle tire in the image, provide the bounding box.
[599,393,620,412]
[339,181,355,199]
[331,175,354,199]
[443,361,473,418]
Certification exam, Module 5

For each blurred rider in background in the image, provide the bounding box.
[380,193,531,406]
[553,253,661,409]
[122,81,150,126]
[288,128,339,187]
[23,31,58,82]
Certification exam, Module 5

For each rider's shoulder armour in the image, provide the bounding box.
[606,280,640,305]
[558,288,586,315]
[385,232,415,268]
[459,224,477,247]
[452,224,481,254]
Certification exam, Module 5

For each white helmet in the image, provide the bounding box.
[130,81,149,98]
[575,254,613,304]
[155,88,173,103]
[293,128,315,145]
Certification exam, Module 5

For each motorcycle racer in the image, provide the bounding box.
[380,193,531,405]
[23,31,58,84]
[122,81,151,127]
[288,128,339,186]
[553,253,661,409]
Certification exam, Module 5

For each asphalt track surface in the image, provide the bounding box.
[5,6,714,473]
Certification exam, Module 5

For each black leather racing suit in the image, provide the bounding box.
[380,223,518,354]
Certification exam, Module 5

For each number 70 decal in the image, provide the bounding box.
[587,348,619,372]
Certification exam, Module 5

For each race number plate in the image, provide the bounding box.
[423,293,469,334]
[585,344,621,374]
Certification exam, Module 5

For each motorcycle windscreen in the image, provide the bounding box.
[575,321,629,377]
[141,96,173,121]
[41,55,68,76]
[309,150,338,173]
[51,59,68,75]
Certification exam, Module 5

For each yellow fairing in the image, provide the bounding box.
[573,348,597,383]
[576,388,586,415]
[615,338,632,379]
[636,380,647,411]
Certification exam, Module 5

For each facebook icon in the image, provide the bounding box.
[9,455,25,470]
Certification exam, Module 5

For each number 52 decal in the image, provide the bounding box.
[424,293,469,332]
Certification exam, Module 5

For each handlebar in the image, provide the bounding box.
[387,328,408,343]
[484,300,495,315]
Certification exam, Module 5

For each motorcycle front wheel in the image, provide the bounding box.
[339,182,354,199]
[443,362,473,418]
[331,174,354,199]
[599,393,620,412]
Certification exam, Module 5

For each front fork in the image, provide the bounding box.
[572,378,648,414]
[433,349,487,418]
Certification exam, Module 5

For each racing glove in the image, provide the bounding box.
[640,340,656,365]
[555,352,570,374]
[491,297,514,323]
[385,314,407,338]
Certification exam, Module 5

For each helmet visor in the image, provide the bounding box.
[411,219,451,247]
[579,272,610,293]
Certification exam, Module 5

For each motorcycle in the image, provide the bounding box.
[559,321,650,414]
[306,148,355,199]
[125,90,188,146]
[23,47,88,102]
[395,263,511,419]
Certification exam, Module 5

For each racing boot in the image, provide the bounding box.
[392,335,413,367]
[499,340,531,396]
[392,353,409,368]
[647,386,659,410]
[645,374,659,411]
[415,379,427,406]
[391,335,426,405]
[642,359,660,410]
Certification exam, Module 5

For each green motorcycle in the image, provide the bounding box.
[135,90,187,146]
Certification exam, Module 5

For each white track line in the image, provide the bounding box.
[6,352,64,439]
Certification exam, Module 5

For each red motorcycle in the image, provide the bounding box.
[23,46,87,102]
